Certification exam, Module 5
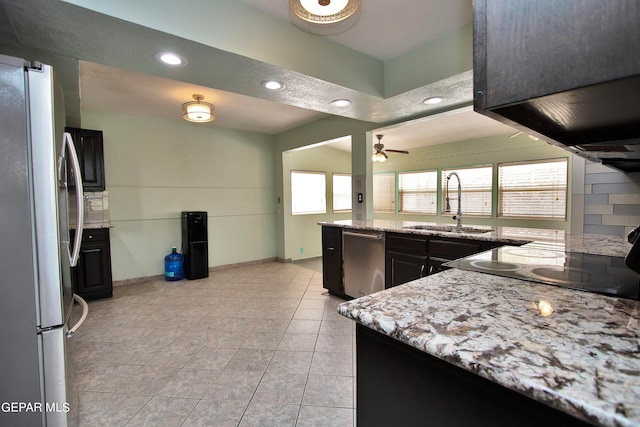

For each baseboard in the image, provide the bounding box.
[292,256,322,264]
[113,257,280,287]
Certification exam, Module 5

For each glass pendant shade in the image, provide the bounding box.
[182,94,215,123]
[372,152,386,163]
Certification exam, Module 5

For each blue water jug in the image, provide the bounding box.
[165,247,184,281]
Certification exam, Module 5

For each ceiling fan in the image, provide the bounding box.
[372,134,409,162]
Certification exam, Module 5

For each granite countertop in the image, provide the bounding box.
[332,220,639,426]
[71,222,114,229]
[320,219,632,257]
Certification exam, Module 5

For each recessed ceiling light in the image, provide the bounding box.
[423,96,445,105]
[331,99,351,107]
[262,80,285,91]
[155,52,187,66]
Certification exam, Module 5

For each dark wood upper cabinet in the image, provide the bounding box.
[473,0,640,171]
[65,127,105,191]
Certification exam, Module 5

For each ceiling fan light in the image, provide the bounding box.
[289,0,361,24]
[372,152,386,163]
[182,94,215,123]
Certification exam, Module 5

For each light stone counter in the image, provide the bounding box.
[329,220,638,425]
[81,222,114,229]
[320,219,632,257]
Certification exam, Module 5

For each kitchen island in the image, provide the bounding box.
[330,221,639,426]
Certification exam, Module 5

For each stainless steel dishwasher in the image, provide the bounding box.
[343,229,385,298]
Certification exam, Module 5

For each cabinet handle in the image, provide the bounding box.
[420,264,425,277]
[429,265,434,275]
[327,247,334,250]
[88,235,93,239]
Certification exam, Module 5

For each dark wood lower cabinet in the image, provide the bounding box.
[385,233,429,288]
[322,226,347,298]
[387,250,428,287]
[71,228,113,301]
[356,324,592,427]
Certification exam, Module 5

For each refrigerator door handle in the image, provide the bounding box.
[63,131,84,267]
[67,294,89,337]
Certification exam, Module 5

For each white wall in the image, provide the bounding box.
[81,110,277,281]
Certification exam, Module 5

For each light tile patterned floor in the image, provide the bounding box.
[72,260,355,426]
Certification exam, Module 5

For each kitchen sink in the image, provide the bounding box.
[402,224,494,234]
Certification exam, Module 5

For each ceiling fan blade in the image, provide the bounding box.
[382,151,388,158]
[385,149,409,154]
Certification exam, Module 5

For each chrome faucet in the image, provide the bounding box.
[445,172,462,231]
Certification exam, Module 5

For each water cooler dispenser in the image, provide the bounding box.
[181,211,209,280]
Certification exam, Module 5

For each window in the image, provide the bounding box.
[373,173,395,213]
[333,173,352,212]
[291,171,326,215]
[399,170,438,214]
[442,166,493,216]
[498,159,567,219]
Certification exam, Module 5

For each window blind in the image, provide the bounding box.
[442,166,493,216]
[399,171,437,214]
[333,173,352,212]
[291,171,326,215]
[498,159,567,219]
[373,173,395,212]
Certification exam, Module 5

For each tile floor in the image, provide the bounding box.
[72,260,356,426]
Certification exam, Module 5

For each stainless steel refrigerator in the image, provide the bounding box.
[0,55,89,426]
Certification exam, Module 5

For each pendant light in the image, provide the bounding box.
[182,94,215,123]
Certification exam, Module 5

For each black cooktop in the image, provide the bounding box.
[443,246,640,300]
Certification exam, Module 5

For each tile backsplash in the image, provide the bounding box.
[69,191,110,226]
[582,161,640,237]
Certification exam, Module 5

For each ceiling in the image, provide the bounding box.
[0,0,515,151]
[235,0,474,61]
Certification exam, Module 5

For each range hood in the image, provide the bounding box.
[480,75,640,172]
[473,0,640,172]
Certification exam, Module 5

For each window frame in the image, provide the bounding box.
[332,172,352,213]
[441,165,493,218]
[398,169,438,214]
[497,158,568,220]
[290,170,327,215]
[373,172,396,213]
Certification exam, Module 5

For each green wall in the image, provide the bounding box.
[284,144,352,261]
[81,110,277,281]
[372,134,574,230]
[385,24,473,97]
[61,0,384,97]
[275,116,379,260]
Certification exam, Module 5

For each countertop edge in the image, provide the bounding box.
[338,270,640,427]
[71,222,114,230]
